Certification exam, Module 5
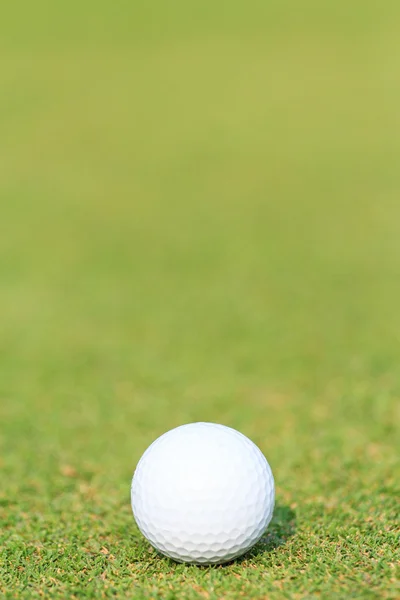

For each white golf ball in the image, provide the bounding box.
[131,422,275,564]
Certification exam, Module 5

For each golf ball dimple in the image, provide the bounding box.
[131,422,275,564]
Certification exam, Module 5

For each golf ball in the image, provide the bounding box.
[131,422,275,564]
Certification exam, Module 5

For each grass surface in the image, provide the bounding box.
[1,1,399,598]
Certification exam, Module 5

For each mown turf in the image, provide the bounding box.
[1,1,399,598]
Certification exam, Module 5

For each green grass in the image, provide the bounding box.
[1,1,399,597]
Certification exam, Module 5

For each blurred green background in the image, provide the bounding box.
[1,1,399,598]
